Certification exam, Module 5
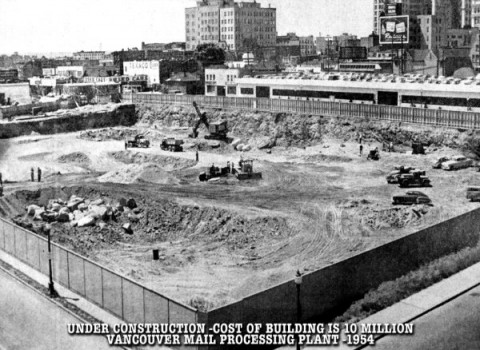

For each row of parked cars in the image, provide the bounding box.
[387,155,478,205]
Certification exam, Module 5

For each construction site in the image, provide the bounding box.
[1,99,480,312]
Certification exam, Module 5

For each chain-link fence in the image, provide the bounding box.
[0,218,201,341]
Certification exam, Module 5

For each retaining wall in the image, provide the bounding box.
[0,104,137,139]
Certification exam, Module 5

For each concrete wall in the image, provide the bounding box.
[0,83,31,104]
[0,104,137,139]
[204,207,480,346]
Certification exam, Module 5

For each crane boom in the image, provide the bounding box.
[190,102,209,138]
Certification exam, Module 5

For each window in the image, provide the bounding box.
[207,85,215,93]
[228,86,237,95]
[240,87,254,95]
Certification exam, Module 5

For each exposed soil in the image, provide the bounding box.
[1,103,480,310]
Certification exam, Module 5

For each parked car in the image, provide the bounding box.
[441,155,473,171]
[432,156,450,169]
[393,191,432,205]
[466,186,480,202]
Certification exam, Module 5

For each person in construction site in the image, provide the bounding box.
[30,167,34,182]
[226,161,231,173]
[195,149,199,163]
[210,163,216,176]
[389,141,393,152]
[359,144,363,157]
[37,167,42,182]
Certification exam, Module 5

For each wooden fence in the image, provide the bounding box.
[131,93,480,130]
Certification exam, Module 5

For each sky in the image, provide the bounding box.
[0,0,373,55]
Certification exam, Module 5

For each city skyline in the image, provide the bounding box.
[0,0,372,55]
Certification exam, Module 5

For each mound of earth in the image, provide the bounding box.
[79,128,139,142]
[57,152,90,164]
[109,151,196,171]
[302,153,353,163]
[97,164,180,185]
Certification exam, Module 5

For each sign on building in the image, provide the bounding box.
[379,15,409,45]
[339,47,367,60]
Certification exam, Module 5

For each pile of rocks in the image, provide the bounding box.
[25,195,140,232]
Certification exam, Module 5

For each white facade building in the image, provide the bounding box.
[205,68,242,96]
[123,61,160,87]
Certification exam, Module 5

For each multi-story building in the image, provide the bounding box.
[185,0,276,52]
[472,0,480,27]
[73,51,106,61]
[204,67,242,96]
[418,14,448,50]
[56,66,85,79]
[299,36,316,57]
[462,0,473,27]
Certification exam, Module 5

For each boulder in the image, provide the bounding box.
[68,213,75,221]
[67,198,85,211]
[119,198,127,207]
[90,198,104,206]
[78,203,88,212]
[231,138,243,148]
[97,221,107,230]
[236,144,245,151]
[122,223,133,234]
[243,145,252,152]
[59,207,70,215]
[255,137,274,150]
[208,141,220,149]
[27,205,41,216]
[74,210,85,221]
[33,208,46,221]
[126,198,137,209]
[57,212,70,223]
[40,211,58,223]
[78,216,96,228]
[89,205,108,220]
[128,213,140,223]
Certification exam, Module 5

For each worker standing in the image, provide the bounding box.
[31,167,35,182]
[389,141,393,152]
[37,167,42,182]
[195,149,199,163]
[359,144,363,157]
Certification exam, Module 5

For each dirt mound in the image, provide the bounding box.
[302,153,353,163]
[109,151,196,171]
[97,164,180,184]
[79,128,139,142]
[18,152,52,161]
[57,152,90,164]
[357,205,432,230]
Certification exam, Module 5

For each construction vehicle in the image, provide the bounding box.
[233,159,262,181]
[126,135,150,148]
[367,148,380,161]
[199,164,230,182]
[393,191,432,205]
[189,102,229,142]
[398,170,431,188]
[412,143,426,155]
[160,138,184,152]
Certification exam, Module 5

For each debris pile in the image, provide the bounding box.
[358,205,431,230]
[79,128,139,142]
[57,152,90,164]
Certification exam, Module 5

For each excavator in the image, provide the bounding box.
[189,102,230,142]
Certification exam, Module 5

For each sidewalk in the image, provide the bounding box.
[0,249,168,350]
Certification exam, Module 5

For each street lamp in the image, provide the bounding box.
[294,270,303,350]
[45,224,57,298]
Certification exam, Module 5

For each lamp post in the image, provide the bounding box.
[294,270,303,350]
[45,224,57,298]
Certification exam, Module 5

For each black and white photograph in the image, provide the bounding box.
[1,0,480,349]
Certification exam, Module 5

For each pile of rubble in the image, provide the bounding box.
[79,128,139,142]
[358,205,431,230]
[24,195,140,233]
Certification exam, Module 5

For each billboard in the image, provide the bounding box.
[379,15,409,44]
[339,46,367,60]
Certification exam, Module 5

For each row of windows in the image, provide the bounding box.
[401,95,480,107]
[272,89,375,101]
[206,74,216,81]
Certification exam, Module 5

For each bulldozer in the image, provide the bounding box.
[398,170,431,188]
[199,164,230,182]
[189,102,229,142]
[160,138,184,152]
[126,134,150,148]
[233,159,262,181]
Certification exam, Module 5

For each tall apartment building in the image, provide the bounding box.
[472,0,480,27]
[73,51,106,60]
[185,0,276,52]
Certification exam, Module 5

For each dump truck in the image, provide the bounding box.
[160,138,184,152]
[398,170,431,188]
[189,102,230,142]
[386,166,415,184]
[234,159,262,181]
[412,143,426,155]
[126,135,150,148]
[367,148,380,161]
